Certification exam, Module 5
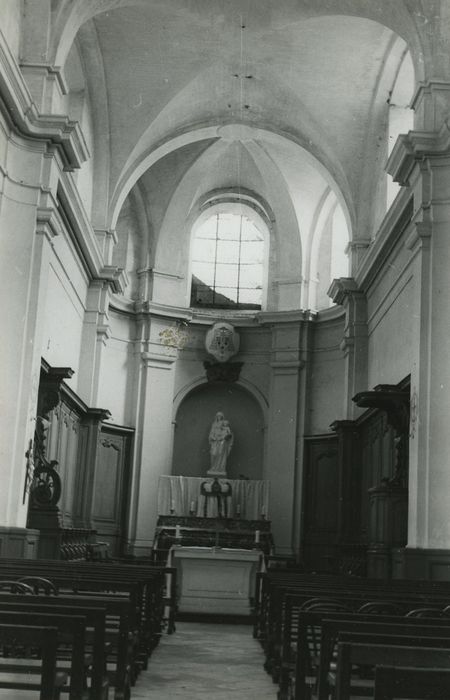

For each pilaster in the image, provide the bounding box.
[78,281,112,407]
[128,329,178,556]
[266,321,303,555]
[328,278,368,419]
[0,149,58,527]
[389,121,450,550]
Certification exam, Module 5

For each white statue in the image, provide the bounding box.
[207,412,234,476]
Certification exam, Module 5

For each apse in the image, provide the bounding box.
[172,383,265,481]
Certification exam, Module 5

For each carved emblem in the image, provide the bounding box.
[205,322,239,363]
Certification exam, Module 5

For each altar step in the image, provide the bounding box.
[132,621,277,699]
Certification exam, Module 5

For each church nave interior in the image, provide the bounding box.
[2,0,450,697]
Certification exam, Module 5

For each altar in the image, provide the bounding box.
[170,545,263,615]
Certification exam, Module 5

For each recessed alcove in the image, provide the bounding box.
[172,383,264,481]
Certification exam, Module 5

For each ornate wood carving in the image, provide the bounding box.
[28,366,74,511]
[353,384,410,488]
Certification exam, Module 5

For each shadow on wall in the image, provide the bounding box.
[172,383,264,480]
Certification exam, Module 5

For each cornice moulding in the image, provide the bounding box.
[0,30,88,169]
[258,309,317,325]
[316,305,346,323]
[328,278,361,306]
[355,192,414,292]
[387,123,450,186]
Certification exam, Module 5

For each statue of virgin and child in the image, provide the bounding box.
[207,411,234,477]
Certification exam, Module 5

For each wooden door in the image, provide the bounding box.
[91,426,133,557]
[302,436,339,572]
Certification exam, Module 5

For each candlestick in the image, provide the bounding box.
[255,529,260,544]
[175,525,181,539]
[236,504,241,517]
[190,500,196,514]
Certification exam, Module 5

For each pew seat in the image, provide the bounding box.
[374,665,450,699]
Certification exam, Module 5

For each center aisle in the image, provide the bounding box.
[132,622,277,699]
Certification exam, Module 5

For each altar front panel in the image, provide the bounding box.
[171,546,262,615]
[158,475,269,520]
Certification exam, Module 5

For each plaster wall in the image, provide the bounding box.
[366,237,417,388]
[173,323,272,404]
[97,310,135,424]
[0,2,21,59]
[40,235,89,395]
[41,265,84,384]
[308,313,346,433]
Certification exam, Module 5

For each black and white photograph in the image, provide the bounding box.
[1,1,450,698]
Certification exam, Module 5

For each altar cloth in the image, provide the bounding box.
[158,475,269,520]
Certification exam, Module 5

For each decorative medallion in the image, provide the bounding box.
[205,322,239,363]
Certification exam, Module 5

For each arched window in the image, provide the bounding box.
[190,211,266,309]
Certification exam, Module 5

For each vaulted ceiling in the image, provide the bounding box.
[61,0,417,309]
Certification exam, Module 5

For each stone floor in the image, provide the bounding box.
[131,621,278,699]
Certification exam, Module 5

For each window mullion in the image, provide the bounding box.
[236,215,243,307]
[212,213,219,305]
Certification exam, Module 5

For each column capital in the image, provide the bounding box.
[387,121,450,187]
[36,206,63,241]
[328,278,365,306]
[141,350,177,369]
[405,220,433,251]
[411,80,450,133]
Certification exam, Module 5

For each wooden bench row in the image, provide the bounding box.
[253,569,450,699]
[0,558,177,700]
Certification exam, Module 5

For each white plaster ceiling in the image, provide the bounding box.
[86,4,409,224]
[68,1,416,307]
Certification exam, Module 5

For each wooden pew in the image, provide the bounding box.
[0,602,108,700]
[0,563,159,677]
[0,623,67,700]
[0,610,87,700]
[292,611,450,700]
[318,619,450,700]
[0,593,129,700]
[335,641,450,700]
[374,665,450,699]
[0,559,168,654]
[267,579,450,690]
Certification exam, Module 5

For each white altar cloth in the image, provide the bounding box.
[158,475,269,520]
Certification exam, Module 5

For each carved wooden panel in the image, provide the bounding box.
[91,427,133,556]
[45,402,81,525]
[302,437,339,571]
[93,437,122,522]
[359,412,395,543]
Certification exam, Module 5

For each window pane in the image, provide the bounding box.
[196,216,218,239]
[215,286,238,304]
[191,211,266,309]
[216,240,240,264]
[241,218,264,241]
[238,288,262,306]
[191,261,215,286]
[239,264,263,288]
[192,238,216,262]
[215,263,239,288]
[217,213,241,240]
[239,240,264,264]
